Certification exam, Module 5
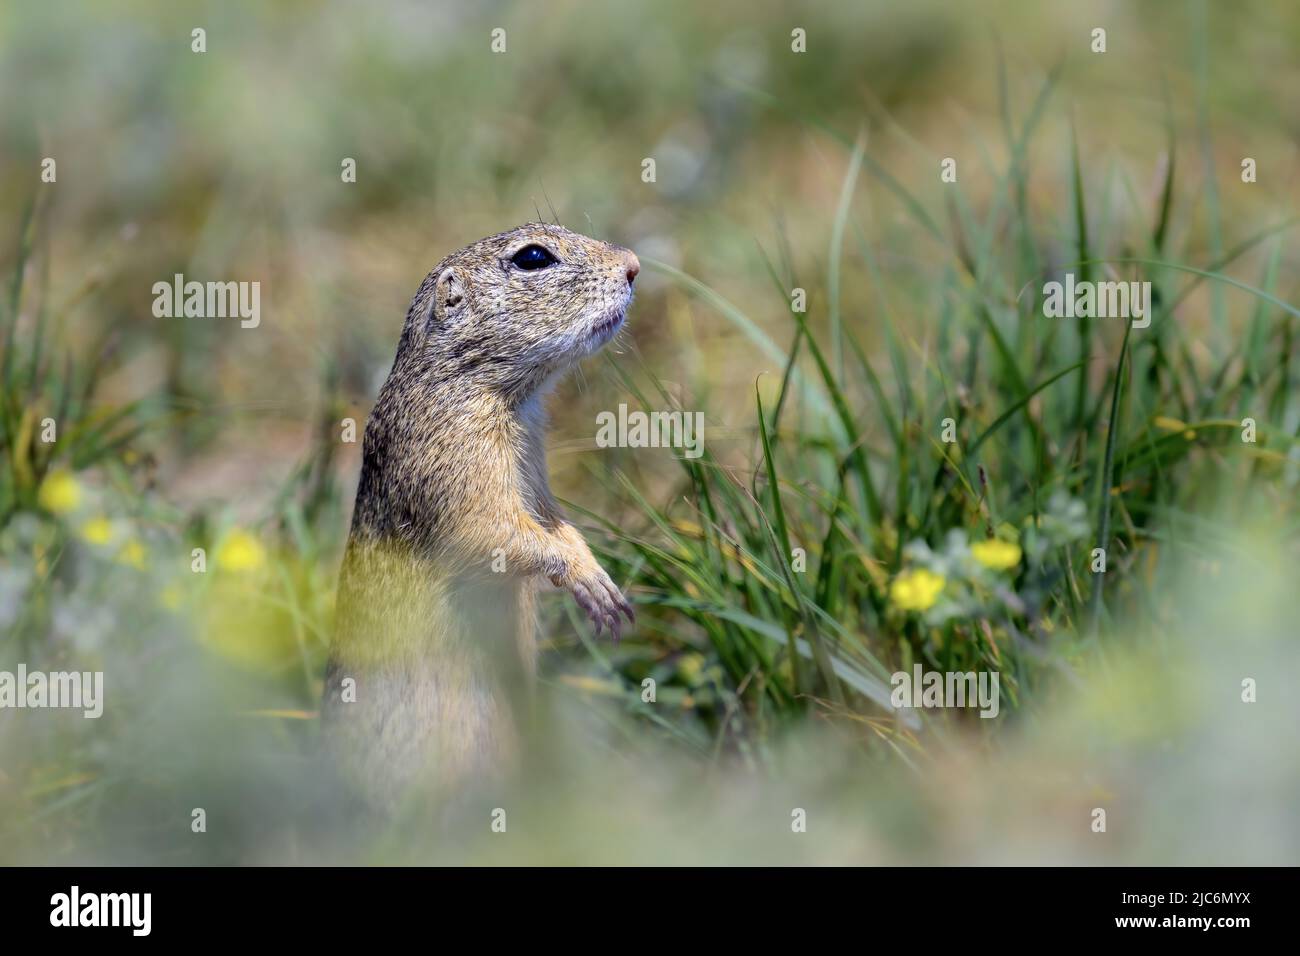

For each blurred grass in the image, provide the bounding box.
[1,0,1299,863]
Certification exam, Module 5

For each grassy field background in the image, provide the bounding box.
[1,0,1298,864]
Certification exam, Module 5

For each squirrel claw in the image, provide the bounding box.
[598,576,634,624]
[569,568,631,641]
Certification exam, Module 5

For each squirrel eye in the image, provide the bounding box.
[511,245,558,270]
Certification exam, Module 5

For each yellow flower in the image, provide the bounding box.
[79,516,115,545]
[38,470,82,514]
[215,529,267,573]
[677,653,705,684]
[971,539,1022,571]
[200,579,297,670]
[116,539,147,570]
[159,583,184,610]
[890,568,946,612]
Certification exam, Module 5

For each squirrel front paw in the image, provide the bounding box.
[558,564,634,640]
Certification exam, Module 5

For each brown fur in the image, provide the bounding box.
[321,223,638,810]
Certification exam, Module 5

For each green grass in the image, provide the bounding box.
[5,79,1298,775]
[553,81,1300,758]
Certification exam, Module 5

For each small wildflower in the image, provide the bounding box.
[677,653,705,684]
[159,583,184,610]
[890,568,945,612]
[79,516,114,546]
[116,539,147,569]
[971,539,1022,571]
[37,471,82,515]
[215,529,267,573]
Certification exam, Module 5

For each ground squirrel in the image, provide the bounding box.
[321,223,638,809]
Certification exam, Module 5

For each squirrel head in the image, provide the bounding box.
[398,222,639,401]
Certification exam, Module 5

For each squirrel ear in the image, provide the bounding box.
[435,269,465,316]
[416,268,465,343]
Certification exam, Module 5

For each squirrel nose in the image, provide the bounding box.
[625,253,640,286]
